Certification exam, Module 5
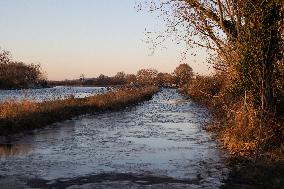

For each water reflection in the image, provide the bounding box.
[0,143,32,157]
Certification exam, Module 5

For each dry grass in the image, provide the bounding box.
[183,74,284,160]
[0,86,159,135]
[183,74,284,188]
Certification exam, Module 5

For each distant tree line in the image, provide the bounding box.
[0,47,193,89]
[49,64,193,88]
[0,50,47,90]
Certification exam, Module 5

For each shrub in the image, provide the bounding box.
[183,73,284,159]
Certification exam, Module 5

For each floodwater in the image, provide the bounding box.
[0,89,228,189]
[0,86,109,102]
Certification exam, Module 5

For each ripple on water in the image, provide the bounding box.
[0,88,228,189]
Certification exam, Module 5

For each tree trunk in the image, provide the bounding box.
[262,61,273,113]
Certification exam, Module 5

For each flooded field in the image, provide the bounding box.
[0,86,109,102]
[0,89,228,189]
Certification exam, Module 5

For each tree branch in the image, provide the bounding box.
[217,0,225,29]
[183,0,238,38]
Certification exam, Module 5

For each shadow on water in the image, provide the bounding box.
[27,173,202,189]
[0,119,77,158]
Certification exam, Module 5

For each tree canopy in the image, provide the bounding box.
[0,50,46,89]
[174,63,193,86]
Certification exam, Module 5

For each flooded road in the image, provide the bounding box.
[0,89,228,188]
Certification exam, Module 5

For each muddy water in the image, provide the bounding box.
[0,89,228,189]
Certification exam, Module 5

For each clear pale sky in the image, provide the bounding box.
[0,0,211,80]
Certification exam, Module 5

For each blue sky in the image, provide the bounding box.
[0,0,211,80]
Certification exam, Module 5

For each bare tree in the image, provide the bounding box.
[136,68,158,85]
[140,0,284,113]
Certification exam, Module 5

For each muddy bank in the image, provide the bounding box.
[0,89,228,188]
[221,159,284,189]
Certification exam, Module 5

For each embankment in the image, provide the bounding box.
[181,75,284,189]
[0,86,159,135]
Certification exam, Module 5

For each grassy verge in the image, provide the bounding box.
[0,86,159,136]
[181,75,284,188]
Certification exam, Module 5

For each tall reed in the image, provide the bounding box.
[0,86,159,135]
